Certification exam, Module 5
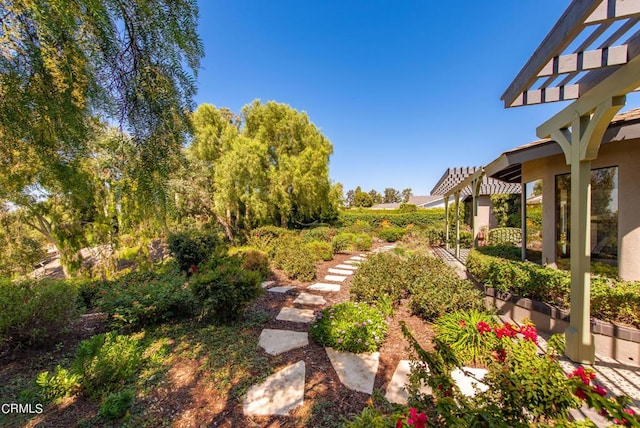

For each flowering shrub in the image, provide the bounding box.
[310,302,387,353]
[433,310,497,366]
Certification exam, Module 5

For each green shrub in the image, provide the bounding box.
[350,252,409,309]
[488,227,522,246]
[332,232,355,253]
[591,278,640,327]
[272,234,317,281]
[434,310,497,366]
[190,257,263,322]
[458,230,473,248]
[35,365,81,401]
[408,273,484,321]
[338,209,445,228]
[377,226,406,242]
[300,226,335,243]
[353,234,372,251]
[344,220,373,234]
[99,389,135,420]
[229,247,271,280]
[247,226,293,256]
[168,229,223,273]
[95,270,195,329]
[0,278,79,346]
[310,302,387,353]
[117,246,141,262]
[304,240,333,261]
[475,245,521,260]
[72,332,144,398]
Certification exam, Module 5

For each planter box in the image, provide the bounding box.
[478,283,640,367]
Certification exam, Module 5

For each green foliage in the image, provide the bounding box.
[99,389,135,420]
[339,209,445,228]
[332,232,355,253]
[300,226,335,243]
[239,248,271,280]
[458,230,473,248]
[408,271,484,322]
[35,365,81,402]
[189,257,263,322]
[377,226,407,242]
[272,234,317,281]
[490,194,521,228]
[475,245,522,260]
[95,270,195,329]
[72,332,145,398]
[488,227,522,246]
[0,206,47,276]
[305,240,334,261]
[246,226,293,256]
[354,233,373,251]
[0,278,79,346]
[342,406,401,427]
[168,229,223,273]
[467,249,640,328]
[402,318,581,427]
[398,203,417,212]
[344,219,373,234]
[350,252,411,309]
[310,302,387,353]
[434,310,497,366]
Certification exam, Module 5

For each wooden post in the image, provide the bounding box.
[444,195,450,250]
[521,182,527,262]
[454,190,461,259]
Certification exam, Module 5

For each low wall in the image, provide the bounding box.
[482,287,640,367]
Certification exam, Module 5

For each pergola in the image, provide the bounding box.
[431,167,521,259]
[502,0,640,364]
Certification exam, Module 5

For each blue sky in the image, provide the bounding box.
[194,0,640,196]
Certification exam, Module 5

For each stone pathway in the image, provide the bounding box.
[244,243,441,416]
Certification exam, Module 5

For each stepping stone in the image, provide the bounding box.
[325,275,347,282]
[243,361,305,416]
[325,347,379,394]
[344,260,361,265]
[276,307,315,323]
[359,254,367,257]
[259,329,308,355]
[308,282,341,292]
[328,268,353,275]
[293,292,327,305]
[350,256,365,261]
[261,280,276,288]
[451,367,488,397]
[385,360,432,405]
[335,264,357,270]
[268,286,296,293]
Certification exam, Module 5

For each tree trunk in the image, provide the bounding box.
[215,214,234,241]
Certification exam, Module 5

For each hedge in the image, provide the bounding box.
[338,208,445,228]
[466,248,640,328]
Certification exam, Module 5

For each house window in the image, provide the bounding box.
[555,167,618,264]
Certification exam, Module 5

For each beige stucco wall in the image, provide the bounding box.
[521,138,640,280]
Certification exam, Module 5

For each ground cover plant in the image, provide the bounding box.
[338,209,445,228]
[310,302,388,353]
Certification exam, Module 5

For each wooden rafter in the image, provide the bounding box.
[502,0,640,108]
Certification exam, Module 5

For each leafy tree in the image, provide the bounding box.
[383,188,401,204]
[368,189,382,204]
[402,188,412,203]
[490,194,521,228]
[1,0,203,275]
[352,187,373,208]
[184,101,335,237]
[0,204,47,276]
[345,190,355,207]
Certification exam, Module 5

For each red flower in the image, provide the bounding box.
[624,408,636,416]
[476,321,492,334]
[407,408,427,428]
[519,324,538,344]
[492,348,507,362]
[189,264,198,274]
[593,385,607,397]
[568,366,595,385]
[574,386,588,400]
[396,418,404,428]
[459,319,467,328]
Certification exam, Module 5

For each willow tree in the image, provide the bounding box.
[0,0,203,274]
[185,101,336,239]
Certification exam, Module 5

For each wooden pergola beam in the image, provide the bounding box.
[585,0,640,24]
[502,0,603,108]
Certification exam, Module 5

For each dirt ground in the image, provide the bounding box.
[0,242,435,427]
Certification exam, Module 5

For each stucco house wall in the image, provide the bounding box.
[521,138,640,281]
